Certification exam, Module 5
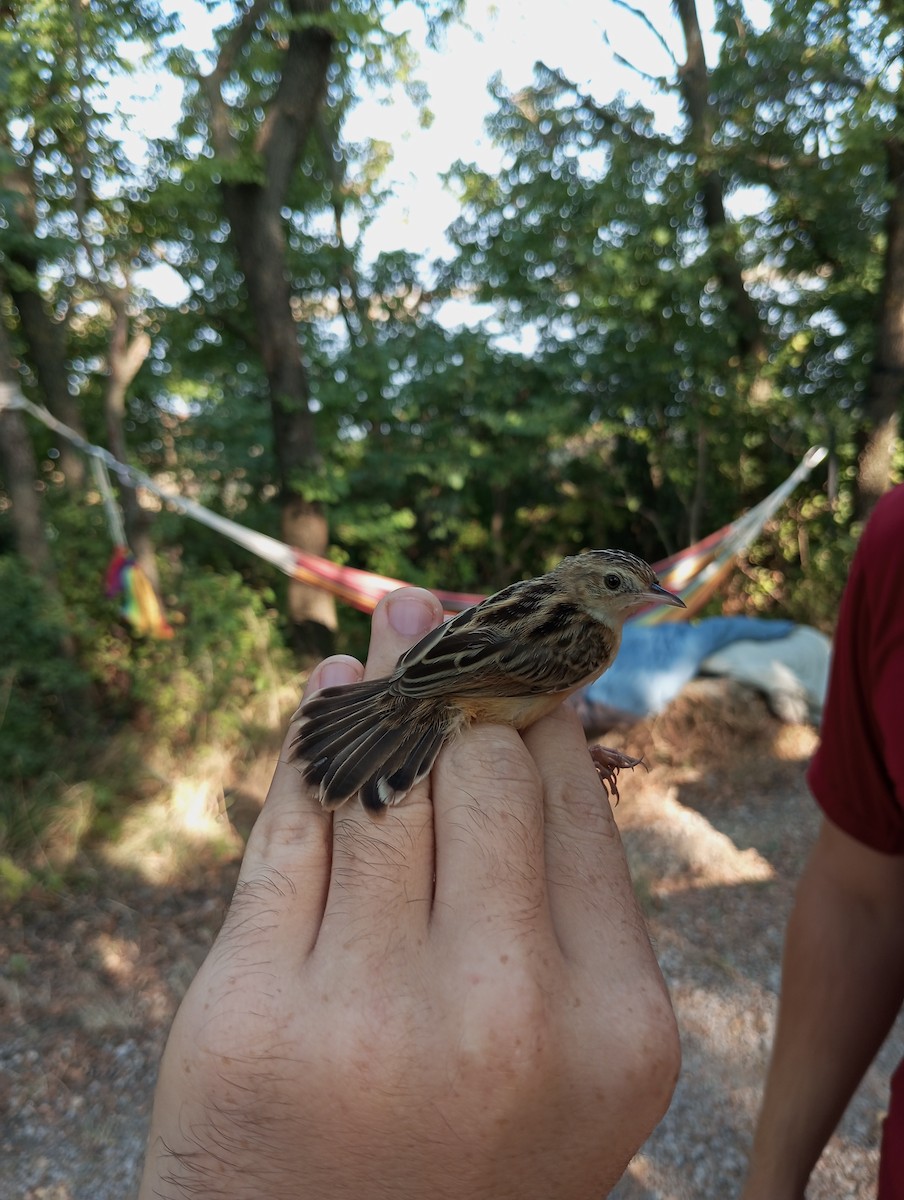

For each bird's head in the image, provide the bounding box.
[558,549,686,627]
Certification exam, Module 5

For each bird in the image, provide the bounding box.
[288,549,685,813]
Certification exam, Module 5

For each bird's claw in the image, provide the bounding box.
[588,744,646,805]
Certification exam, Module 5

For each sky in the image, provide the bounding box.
[341,0,690,263]
[112,0,771,307]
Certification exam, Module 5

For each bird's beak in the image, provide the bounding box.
[645,582,686,609]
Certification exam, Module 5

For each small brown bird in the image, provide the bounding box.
[289,549,685,812]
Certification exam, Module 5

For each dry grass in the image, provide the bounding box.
[609,678,788,771]
[595,681,793,904]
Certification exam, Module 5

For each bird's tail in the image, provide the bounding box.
[288,681,450,812]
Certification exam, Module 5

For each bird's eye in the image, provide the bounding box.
[604,573,622,591]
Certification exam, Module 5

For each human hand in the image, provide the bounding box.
[139,587,679,1200]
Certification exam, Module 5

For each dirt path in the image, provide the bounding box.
[2,684,902,1199]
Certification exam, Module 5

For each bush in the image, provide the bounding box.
[0,556,97,847]
[128,566,294,748]
[0,558,95,779]
[0,503,295,856]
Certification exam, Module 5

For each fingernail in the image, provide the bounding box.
[387,593,438,637]
[318,660,360,689]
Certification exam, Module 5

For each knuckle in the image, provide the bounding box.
[453,964,555,1091]
[579,976,681,1121]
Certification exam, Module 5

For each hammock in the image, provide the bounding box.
[634,444,828,625]
[2,387,827,625]
[256,446,828,620]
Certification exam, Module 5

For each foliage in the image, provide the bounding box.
[0,557,95,785]
[0,490,293,853]
[128,566,293,747]
[0,553,97,850]
[0,0,177,303]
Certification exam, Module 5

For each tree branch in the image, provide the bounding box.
[603,31,672,89]
[201,0,274,159]
[610,0,678,68]
[255,0,334,202]
[533,62,671,148]
[211,0,272,84]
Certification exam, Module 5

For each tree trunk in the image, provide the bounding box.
[0,404,56,583]
[104,293,157,589]
[203,0,337,657]
[7,282,87,491]
[675,0,769,372]
[0,323,80,668]
[857,136,904,518]
[0,165,87,490]
[0,324,57,579]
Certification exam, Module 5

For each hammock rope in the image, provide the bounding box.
[1,386,827,623]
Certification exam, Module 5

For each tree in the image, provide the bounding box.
[0,7,88,491]
[441,0,902,564]
[443,66,775,557]
[191,0,337,653]
[0,0,176,588]
[862,133,904,515]
[0,323,57,583]
[149,0,454,654]
[709,0,903,514]
[0,321,80,672]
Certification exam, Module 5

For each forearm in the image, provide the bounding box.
[743,828,904,1198]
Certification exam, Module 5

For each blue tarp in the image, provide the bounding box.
[582,617,797,718]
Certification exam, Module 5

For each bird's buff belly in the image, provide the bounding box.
[451,689,574,731]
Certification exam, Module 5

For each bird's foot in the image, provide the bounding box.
[588,744,646,805]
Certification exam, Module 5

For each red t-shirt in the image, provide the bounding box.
[807,484,904,1197]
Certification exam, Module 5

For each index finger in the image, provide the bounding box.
[225,656,365,956]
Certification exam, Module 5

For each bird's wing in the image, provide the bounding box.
[393,598,612,700]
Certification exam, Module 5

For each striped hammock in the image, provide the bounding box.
[2,388,826,627]
[292,447,827,622]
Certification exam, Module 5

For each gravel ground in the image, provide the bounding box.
[2,681,902,1199]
